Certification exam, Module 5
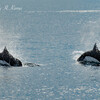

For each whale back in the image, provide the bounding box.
[77,43,100,63]
[0,47,22,66]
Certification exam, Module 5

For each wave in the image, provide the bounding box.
[23,63,40,67]
[57,10,100,13]
[23,63,48,67]
[25,10,100,14]
[1,9,100,13]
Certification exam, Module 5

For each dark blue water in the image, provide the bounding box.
[0,1,100,100]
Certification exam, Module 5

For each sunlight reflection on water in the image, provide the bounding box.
[0,10,100,100]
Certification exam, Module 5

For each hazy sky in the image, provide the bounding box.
[0,0,100,11]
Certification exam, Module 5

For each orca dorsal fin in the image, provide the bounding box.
[93,43,98,51]
[3,46,9,54]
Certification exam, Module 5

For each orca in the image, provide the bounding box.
[0,47,22,66]
[77,43,100,66]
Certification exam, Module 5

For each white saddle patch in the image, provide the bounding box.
[84,56,100,63]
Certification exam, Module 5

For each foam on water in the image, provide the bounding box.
[72,50,84,61]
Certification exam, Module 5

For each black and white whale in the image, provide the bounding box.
[77,43,100,66]
[0,47,22,66]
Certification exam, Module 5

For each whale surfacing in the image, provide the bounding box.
[77,43,100,66]
[0,47,22,66]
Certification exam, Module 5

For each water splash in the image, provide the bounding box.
[80,19,100,49]
[72,50,84,61]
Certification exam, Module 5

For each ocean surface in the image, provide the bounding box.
[0,0,100,100]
